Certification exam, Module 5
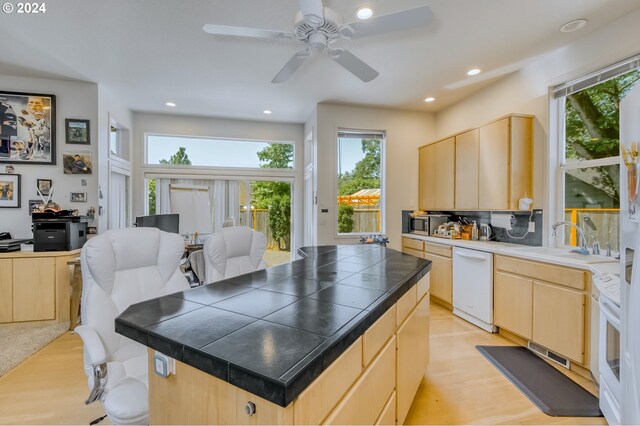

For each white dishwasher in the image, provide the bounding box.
[452,247,496,333]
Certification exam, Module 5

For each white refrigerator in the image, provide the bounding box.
[620,79,640,425]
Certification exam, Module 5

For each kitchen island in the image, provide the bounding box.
[115,244,431,425]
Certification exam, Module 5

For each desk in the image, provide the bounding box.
[116,245,432,425]
[0,247,81,325]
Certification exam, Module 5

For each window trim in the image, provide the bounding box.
[143,132,296,171]
[334,128,386,238]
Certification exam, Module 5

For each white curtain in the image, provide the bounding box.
[213,180,226,231]
[170,184,213,235]
[228,180,240,224]
[156,178,171,214]
[108,172,127,229]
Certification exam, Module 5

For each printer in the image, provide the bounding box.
[32,212,89,252]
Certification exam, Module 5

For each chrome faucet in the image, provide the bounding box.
[551,221,589,253]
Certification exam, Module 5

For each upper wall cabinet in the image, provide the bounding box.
[419,137,455,210]
[419,114,533,211]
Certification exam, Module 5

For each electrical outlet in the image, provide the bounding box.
[528,222,535,232]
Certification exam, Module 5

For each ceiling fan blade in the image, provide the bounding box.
[328,48,379,82]
[202,24,294,40]
[298,0,324,26]
[272,49,311,83]
[340,5,433,39]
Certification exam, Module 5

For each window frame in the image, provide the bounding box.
[334,128,386,238]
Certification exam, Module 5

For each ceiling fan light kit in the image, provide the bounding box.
[203,0,433,83]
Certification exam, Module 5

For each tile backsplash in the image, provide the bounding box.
[402,210,543,246]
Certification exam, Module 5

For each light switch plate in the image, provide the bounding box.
[154,351,175,377]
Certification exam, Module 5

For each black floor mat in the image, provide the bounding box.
[476,345,602,417]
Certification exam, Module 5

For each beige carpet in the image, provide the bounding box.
[0,322,69,377]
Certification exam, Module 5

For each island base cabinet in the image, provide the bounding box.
[396,293,430,425]
[532,282,585,364]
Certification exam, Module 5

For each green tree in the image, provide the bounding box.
[148,147,192,214]
[338,204,354,233]
[251,144,293,250]
[338,139,381,196]
[565,70,640,204]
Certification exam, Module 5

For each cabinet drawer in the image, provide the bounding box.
[397,286,417,326]
[324,336,396,425]
[424,242,452,258]
[495,255,587,290]
[402,247,424,259]
[294,337,363,425]
[402,237,424,251]
[363,305,396,367]
[375,391,396,426]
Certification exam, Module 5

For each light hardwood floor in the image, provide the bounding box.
[0,303,606,425]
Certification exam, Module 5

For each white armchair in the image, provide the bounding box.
[75,227,189,425]
[203,226,268,283]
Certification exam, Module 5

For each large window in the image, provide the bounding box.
[145,134,294,169]
[336,130,384,235]
[555,62,640,250]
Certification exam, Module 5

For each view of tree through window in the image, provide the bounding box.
[337,132,383,234]
[563,69,640,249]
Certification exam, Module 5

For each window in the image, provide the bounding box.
[555,59,640,250]
[145,134,294,169]
[336,130,384,235]
[109,125,119,156]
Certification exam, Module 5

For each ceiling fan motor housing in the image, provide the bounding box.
[294,8,342,44]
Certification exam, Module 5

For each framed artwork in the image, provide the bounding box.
[36,178,52,196]
[0,91,56,165]
[70,192,87,202]
[0,173,20,208]
[65,119,90,145]
[28,199,45,215]
[63,152,92,174]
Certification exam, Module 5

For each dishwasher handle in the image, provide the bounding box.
[455,252,489,261]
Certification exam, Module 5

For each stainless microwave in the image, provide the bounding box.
[410,214,448,236]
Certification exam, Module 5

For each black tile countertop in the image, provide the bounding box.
[115,244,431,407]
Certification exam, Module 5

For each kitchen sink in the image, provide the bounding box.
[512,246,618,264]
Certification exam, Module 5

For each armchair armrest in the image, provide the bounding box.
[74,325,108,365]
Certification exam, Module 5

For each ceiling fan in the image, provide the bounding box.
[202,0,433,83]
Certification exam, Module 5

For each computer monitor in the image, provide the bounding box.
[135,214,179,234]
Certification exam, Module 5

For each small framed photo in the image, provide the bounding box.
[0,173,20,208]
[65,119,90,145]
[36,178,52,196]
[87,226,97,234]
[28,199,45,215]
[70,192,87,202]
[63,152,92,174]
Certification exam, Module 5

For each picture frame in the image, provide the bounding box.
[70,192,87,202]
[36,178,52,196]
[65,119,90,145]
[63,152,92,175]
[28,199,45,215]
[0,173,20,208]
[0,91,56,165]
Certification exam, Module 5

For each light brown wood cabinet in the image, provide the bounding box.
[0,250,79,324]
[402,237,452,307]
[419,114,533,211]
[455,129,479,209]
[418,137,455,210]
[494,255,589,365]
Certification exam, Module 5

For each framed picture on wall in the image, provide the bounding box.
[28,199,45,215]
[70,192,87,202]
[0,173,20,208]
[36,178,52,196]
[0,91,56,165]
[65,119,90,145]
[63,152,92,174]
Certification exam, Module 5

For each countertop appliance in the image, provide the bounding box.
[452,247,495,332]
[619,78,639,425]
[409,213,448,236]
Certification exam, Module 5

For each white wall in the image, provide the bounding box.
[132,112,305,250]
[0,75,99,237]
[314,103,436,251]
[97,85,133,233]
[435,8,640,241]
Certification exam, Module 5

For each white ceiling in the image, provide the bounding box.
[1,0,639,123]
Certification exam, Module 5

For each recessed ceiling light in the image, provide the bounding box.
[263,110,272,115]
[467,68,481,76]
[165,102,176,107]
[424,97,436,103]
[560,19,588,33]
[355,7,373,20]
